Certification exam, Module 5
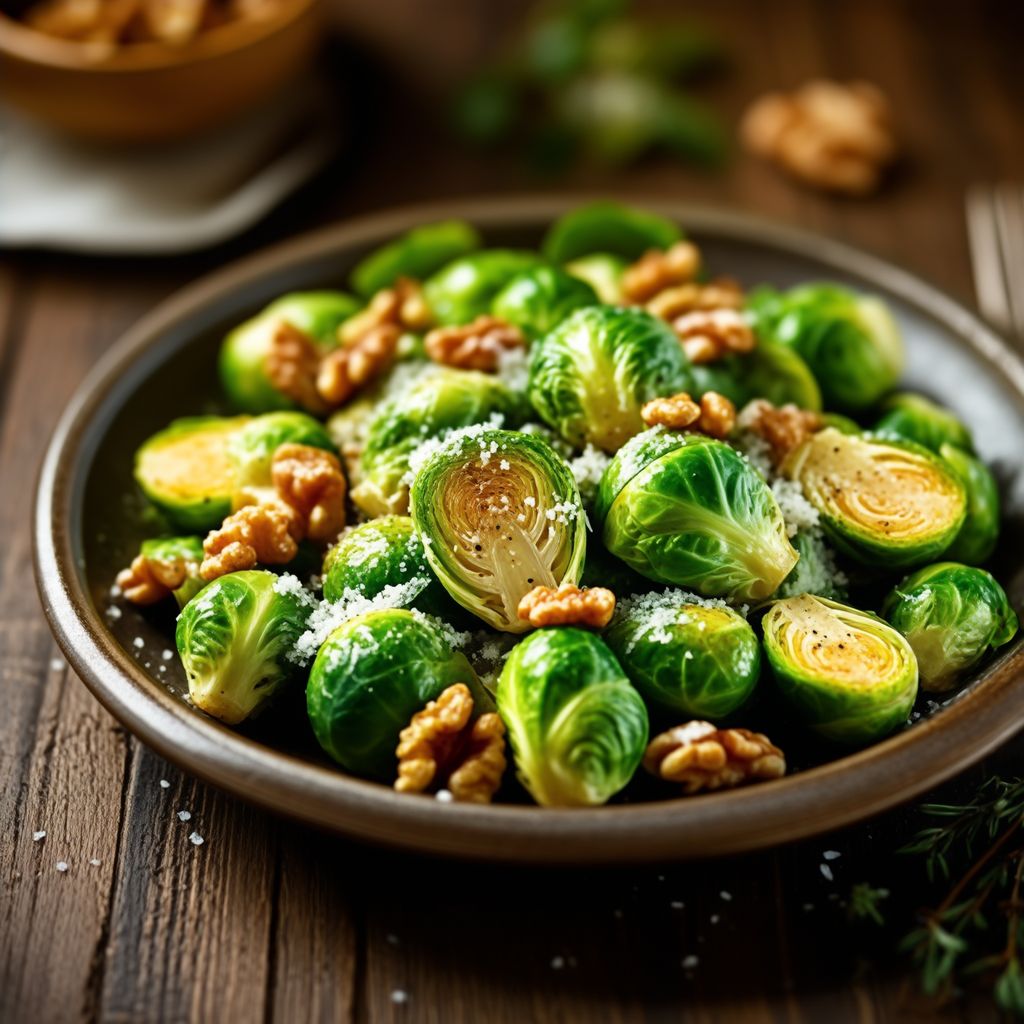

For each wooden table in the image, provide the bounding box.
[2,1,1022,1020]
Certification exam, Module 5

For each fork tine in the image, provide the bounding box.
[966,185,1013,338]
[994,183,1024,346]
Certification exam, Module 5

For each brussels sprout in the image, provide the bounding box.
[353,368,525,518]
[783,428,967,569]
[605,592,760,720]
[527,306,692,452]
[306,608,488,779]
[940,443,1000,564]
[762,594,919,744]
[874,392,973,454]
[350,220,482,297]
[542,201,681,263]
[564,252,627,304]
[774,529,848,602]
[135,415,250,531]
[882,562,1018,692]
[496,628,648,806]
[747,284,903,411]
[139,536,205,608]
[410,427,586,632]
[732,340,823,411]
[176,570,312,724]
[321,515,453,618]
[228,411,336,499]
[820,412,862,436]
[596,429,798,601]
[424,250,546,325]
[491,266,598,339]
[219,292,361,412]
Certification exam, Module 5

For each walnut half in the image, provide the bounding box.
[517,583,616,629]
[116,552,190,605]
[644,721,786,795]
[424,315,524,372]
[641,391,736,440]
[738,399,824,465]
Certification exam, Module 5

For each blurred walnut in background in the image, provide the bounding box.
[741,79,897,196]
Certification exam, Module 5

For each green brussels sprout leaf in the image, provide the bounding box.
[874,392,974,454]
[492,265,598,339]
[564,252,628,304]
[542,200,681,263]
[424,249,547,325]
[939,443,1001,565]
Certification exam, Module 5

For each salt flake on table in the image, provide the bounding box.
[49,658,64,672]
[89,858,101,866]
[159,779,170,789]
[550,956,565,970]
[177,810,191,822]
[56,861,68,872]
[719,890,732,901]
[33,830,46,842]
[682,954,699,969]
[823,850,841,861]
[188,832,204,846]
[390,990,409,1005]
[820,863,834,881]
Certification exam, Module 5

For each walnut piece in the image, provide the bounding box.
[200,502,299,580]
[646,278,744,321]
[337,277,431,347]
[116,552,190,605]
[622,242,702,304]
[317,324,400,407]
[395,683,506,804]
[672,308,756,365]
[696,391,736,439]
[271,443,347,543]
[741,80,897,195]
[644,721,786,795]
[424,315,524,372]
[517,583,616,629]
[739,399,824,464]
[265,320,329,416]
[641,391,736,439]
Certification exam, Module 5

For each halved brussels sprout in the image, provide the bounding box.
[496,627,648,806]
[882,562,1018,692]
[410,427,586,632]
[491,265,598,339]
[605,592,760,720]
[762,594,919,744]
[940,443,1000,565]
[306,608,488,779]
[176,570,313,724]
[873,392,974,454]
[228,411,336,501]
[219,292,361,412]
[424,249,546,325]
[350,220,482,297]
[321,515,452,618]
[783,428,967,569]
[747,284,904,412]
[541,201,681,263]
[353,368,525,518]
[527,305,693,452]
[564,252,627,304]
[139,536,205,608]
[135,415,250,531]
[596,429,798,602]
[774,529,848,602]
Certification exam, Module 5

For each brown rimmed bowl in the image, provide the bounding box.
[33,197,1024,863]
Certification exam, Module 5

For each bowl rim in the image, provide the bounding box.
[0,0,316,73]
[33,195,1024,863]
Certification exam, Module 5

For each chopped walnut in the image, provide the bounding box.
[200,503,299,580]
[517,583,616,629]
[696,391,736,439]
[641,393,700,431]
[316,324,400,406]
[739,399,824,464]
[646,278,744,321]
[644,721,786,795]
[395,683,506,804]
[271,443,347,544]
[337,277,432,347]
[622,242,702,304]
[424,315,525,372]
[265,320,329,416]
[741,80,897,195]
[116,552,190,605]
[672,308,756,364]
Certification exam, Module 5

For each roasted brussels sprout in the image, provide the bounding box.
[874,392,973,454]
[350,220,482,296]
[139,536,206,607]
[605,592,760,720]
[774,529,848,602]
[596,429,798,601]
[219,292,361,412]
[424,249,546,325]
[747,284,903,412]
[564,252,627,304]
[410,427,586,632]
[176,570,312,724]
[542,201,681,263]
[882,562,1018,692]
[939,443,1000,564]
[228,411,336,499]
[762,594,919,744]
[496,627,648,806]
[732,340,823,411]
[135,415,250,531]
[527,305,692,451]
[321,515,453,618]
[353,368,525,517]
[783,428,967,569]
[306,608,488,779]
[491,265,598,339]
